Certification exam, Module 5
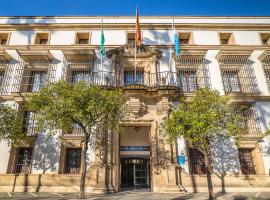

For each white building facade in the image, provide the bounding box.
[0,16,269,193]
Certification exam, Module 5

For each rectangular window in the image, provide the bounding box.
[179,71,197,92]
[28,71,47,92]
[219,33,235,45]
[71,70,91,85]
[222,71,241,93]
[0,70,5,88]
[65,148,81,174]
[34,33,49,45]
[238,149,255,175]
[15,148,33,174]
[124,70,144,85]
[260,33,270,46]
[127,32,135,44]
[0,33,9,45]
[23,111,35,136]
[75,32,90,44]
[178,32,193,45]
[189,148,206,174]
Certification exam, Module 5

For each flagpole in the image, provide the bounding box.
[101,18,103,72]
[169,18,173,74]
[134,7,137,84]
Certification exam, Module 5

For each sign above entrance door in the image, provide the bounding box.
[120,146,150,151]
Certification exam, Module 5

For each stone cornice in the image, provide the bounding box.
[17,49,54,63]
[1,23,270,31]
[0,44,269,52]
[216,50,253,64]
[0,50,11,63]
[62,49,96,63]
[258,50,270,64]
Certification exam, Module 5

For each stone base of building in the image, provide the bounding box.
[0,173,270,193]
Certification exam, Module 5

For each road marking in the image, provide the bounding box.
[255,192,260,197]
[7,193,12,197]
[28,193,37,197]
[51,193,64,197]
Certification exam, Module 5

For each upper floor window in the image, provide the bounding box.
[126,32,143,44]
[178,32,193,45]
[75,32,90,44]
[71,70,91,85]
[189,148,205,174]
[179,70,197,92]
[28,71,47,92]
[124,70,144,85]
[64,148,81,174]
[222,70,241,93]
[0,70,5,88]
[238,148,255,175]
[15,147,33,174]
[22,111,36,136]
[127,32,136,44]
[264,68,270,90]
[34,33,50,45]
[0,33,10,45]
[219,33,235,45]
[260,33,270,46]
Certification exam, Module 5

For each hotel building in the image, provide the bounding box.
[0,16,270,193]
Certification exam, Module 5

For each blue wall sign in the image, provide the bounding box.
[177,155,186,165]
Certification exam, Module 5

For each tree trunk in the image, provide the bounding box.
[79,138,89,199]
[205,154,214,199]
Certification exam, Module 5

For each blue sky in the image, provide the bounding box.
[1,0,270,16]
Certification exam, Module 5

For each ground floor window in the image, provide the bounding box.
[238,148,256,175]
[15,148,33,174]
[64,148,81,174]
[189,148,206,174]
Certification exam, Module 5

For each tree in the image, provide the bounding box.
[163,88,245,199]
[26,81,126,199]
[0,103,26,144]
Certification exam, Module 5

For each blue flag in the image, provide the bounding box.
[174,31,180,57]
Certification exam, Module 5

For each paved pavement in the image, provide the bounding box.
[0,190,269,200]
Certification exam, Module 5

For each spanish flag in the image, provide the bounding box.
[136,7,142,48]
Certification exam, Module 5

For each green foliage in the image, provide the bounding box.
[0,103,26,144]
[164,88,245,154]
[26,80,126,137]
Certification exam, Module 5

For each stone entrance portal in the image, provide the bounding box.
[119,126,151,190]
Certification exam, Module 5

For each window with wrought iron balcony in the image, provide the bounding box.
[19,69,48,93]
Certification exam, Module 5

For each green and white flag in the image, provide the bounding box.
[100,19,106,57]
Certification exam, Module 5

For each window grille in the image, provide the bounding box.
[22,111,36,136]
[0,69,5,92]
[179,70,197,92]
[15,148,33,174]
[175,56,210,93]
[65,148,81,174]
[235,105,262,138]
[62,56,92,86]
[222,70,241,93]
[64,123,84,136]
[11,56,57,93]
[124,70,145,86]
[238,149,255,175]
[189,148,206,174]
[259,52,270,91]
[217,51,259,94]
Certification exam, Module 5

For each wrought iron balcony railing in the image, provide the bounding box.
[65,70,209,92]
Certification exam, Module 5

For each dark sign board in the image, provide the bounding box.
[120,146,150,151]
